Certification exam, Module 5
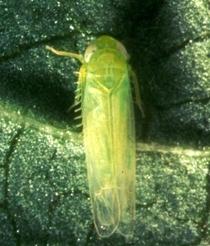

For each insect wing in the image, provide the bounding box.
[82,57,135,237]
[45,36,136,238]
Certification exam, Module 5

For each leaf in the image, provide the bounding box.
[0,0,210,245]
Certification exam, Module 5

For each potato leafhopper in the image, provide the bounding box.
[46,36,142,238]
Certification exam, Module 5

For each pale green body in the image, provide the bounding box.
[82,43,135,237]
[46,36,139,238]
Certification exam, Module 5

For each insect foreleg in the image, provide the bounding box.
[46,45,84,63]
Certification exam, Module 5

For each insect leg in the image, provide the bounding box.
[67,100,81,112]
[67,82,82,113]
[71,65,87,127]
[129,67,145,117]
[46,45,84,63]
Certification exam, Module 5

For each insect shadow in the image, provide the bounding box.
[0,60,76,125]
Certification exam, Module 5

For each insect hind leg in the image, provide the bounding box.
[129,67,145,117]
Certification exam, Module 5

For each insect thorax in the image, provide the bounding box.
[87,50,128,91]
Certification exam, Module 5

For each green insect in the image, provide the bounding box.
[46,36,142,238]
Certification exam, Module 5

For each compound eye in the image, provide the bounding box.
[84,45,97,63]
[116,42,130,60]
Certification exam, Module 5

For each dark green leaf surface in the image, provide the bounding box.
[0,0,209,245]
